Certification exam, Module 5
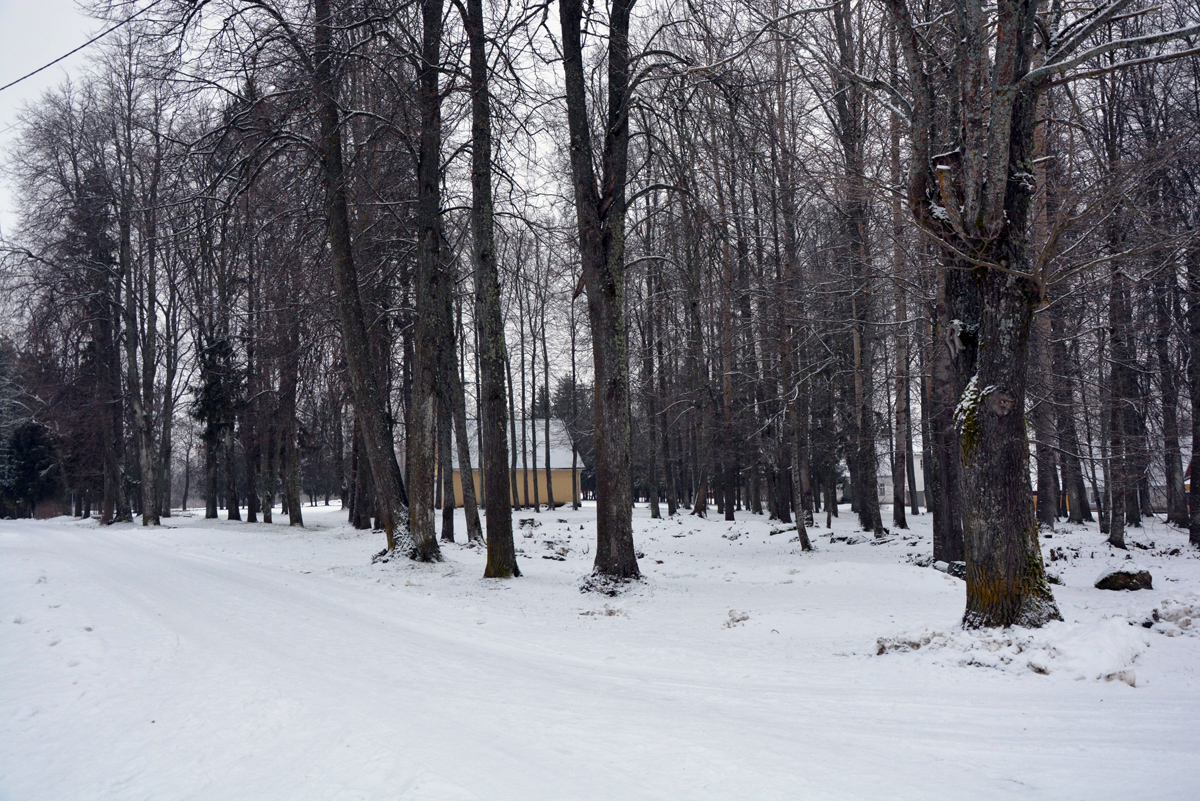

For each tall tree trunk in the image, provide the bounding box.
[889,59,910,529]
[406,0,447,561]
[181,442,190,513]
[1032,306,1059,528]
[280,329,303,528]
[1155,273,1187,526]
[314,0,415,556]
[959,267,1060,628]
[451,345,484,543]
[1107,259,1130,549]
[157,301,178,519]
[929,257,972,562]
[260,398,275,525]
[438,400,455,542]
[224,426,240,521]
[957,108,1060,627]
[543,316,557,512]
[519,309,530,510]
[833,0,881,537]
[1188,241,1200,548]
[437,252,482,541]
[560,0,639,578]
[888,0,1060,627]
[350,421,373,530]
[657,288,678,516]
[529,318,539,511]
[642,300,661,519]
[905,420,920,516]
[204,432,219,520]
[1051,308,1090,523]
[790,358,813,550]
[570,297,582,510]
[507,354,521,509]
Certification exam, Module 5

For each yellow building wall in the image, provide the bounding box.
[447,469,580,508]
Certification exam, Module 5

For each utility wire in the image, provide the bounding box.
[0,0,167,94]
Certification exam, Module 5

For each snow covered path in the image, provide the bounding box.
[3,506,1199,799]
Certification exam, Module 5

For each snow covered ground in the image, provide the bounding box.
[3,502,1199,800]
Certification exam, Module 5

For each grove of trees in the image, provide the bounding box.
[2,0,1199,628]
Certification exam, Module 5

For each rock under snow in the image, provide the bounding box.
[1095,566,1153,591]
[933,560,966,580]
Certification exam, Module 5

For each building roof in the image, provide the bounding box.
[451,418,578,470]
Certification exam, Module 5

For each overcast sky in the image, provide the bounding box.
[0,0,97,238]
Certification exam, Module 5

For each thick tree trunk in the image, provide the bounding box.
[282,424,303,527]
[350,422,373,530]
[463,0,516,572]
[438,401,455,542]
[890,170,910,529]
[960,268,1061,628]
[204,434,219,520]
[929,257,973,562]
[560,0,639,578]
[885,0,1060,626]
[101,317,131,524]
[405,0,447,561]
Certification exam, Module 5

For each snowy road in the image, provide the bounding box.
[3,507,1199,799]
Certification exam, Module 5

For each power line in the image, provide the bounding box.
[0,0,167,95]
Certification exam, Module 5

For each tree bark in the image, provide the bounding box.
[929,257,972,562]
[560,0,639,578]
[1188,241,1200,548]
[888,0,1060,626]
[438,400,455,542]
[543,313,557,512]
[405,0,447,561]
[280,324,303,527]
[1155,272,1188,526]
[1050,308,1090,523]
[889,53,909,530]
[314,0,415,556]
[224,426,240,521]
[1032,306,1059,528]
[1107,258,1130,549]
[464,0,516,573]
[960,266,1060,628]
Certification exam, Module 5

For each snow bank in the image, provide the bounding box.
[877,617,1150,686]
[1133,593,1200,639]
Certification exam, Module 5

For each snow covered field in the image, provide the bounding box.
[3,503,1199,800]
